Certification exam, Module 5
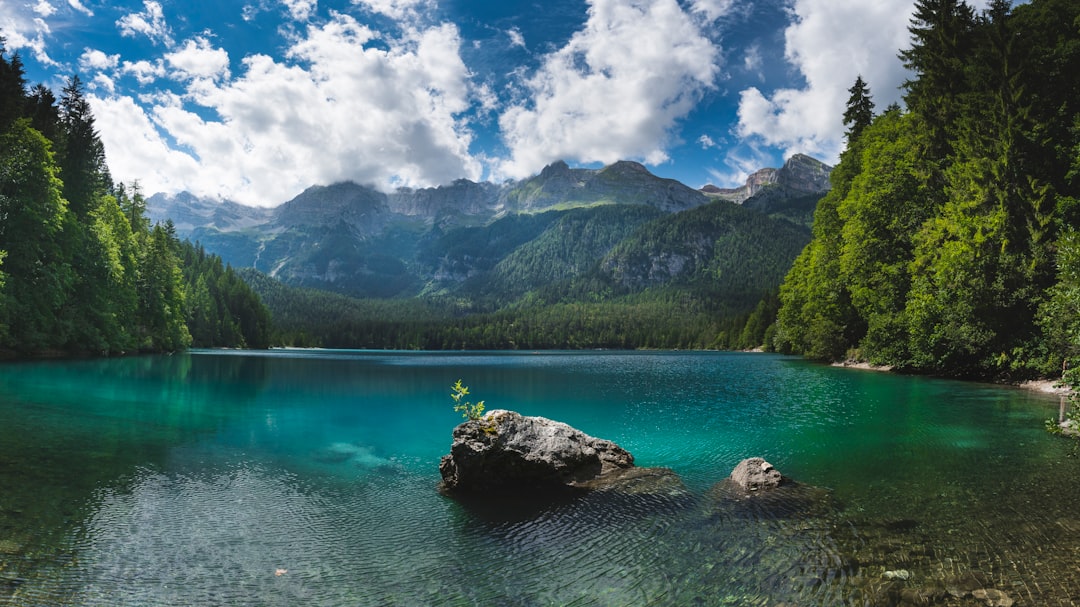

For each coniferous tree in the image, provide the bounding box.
[900,0,977,159]
[59,75,111,218]
[842,75,875,144]
[0,38,27,132]
[26,84,60,143]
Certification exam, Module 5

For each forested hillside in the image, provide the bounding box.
[775,0,1080,379]
[0,41,270,355]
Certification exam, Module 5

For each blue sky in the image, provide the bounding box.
[0,0,992,206]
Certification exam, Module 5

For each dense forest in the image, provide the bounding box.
[234,192,801,351]
[774,0,1080,379]
[0,40,270,356]
[240,268,778,351]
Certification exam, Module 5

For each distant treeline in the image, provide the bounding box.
[775,0,1080,379]
[241,269,778,351]
[0,41,270,355]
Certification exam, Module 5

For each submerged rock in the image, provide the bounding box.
[574,465,690,498]
[439,409,635,494]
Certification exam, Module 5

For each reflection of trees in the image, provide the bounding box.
[0,352,276,591]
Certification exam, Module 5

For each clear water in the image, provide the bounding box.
[0,350,1077,606]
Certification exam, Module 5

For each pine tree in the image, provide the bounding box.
[59,75,111,218]
[900,0,977,158]
[842,75,875,144]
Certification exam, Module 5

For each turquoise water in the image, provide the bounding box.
[0,350,1077,605]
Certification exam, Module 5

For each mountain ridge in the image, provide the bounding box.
[147,156,831,315]
[149,155,832,227]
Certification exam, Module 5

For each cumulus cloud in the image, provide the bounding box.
[282,0,317,21]
[0,4,56,65]
[67,0,92,17]
[497,0,720,179]
[165,37,231,81]
[93,13,480,206]
[90,94,203,194]
[117,0,174,46]
[734,0,918,163]
[79,48,121,71]
[121,59,167,84]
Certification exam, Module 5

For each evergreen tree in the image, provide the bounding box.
[59,75,111,218]
[900,0,977,158]
[26,84,60,144]
[842,75,875,144]
[138,224,191,351]
[0,38,27,132]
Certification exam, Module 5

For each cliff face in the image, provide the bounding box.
[702,154,832,204]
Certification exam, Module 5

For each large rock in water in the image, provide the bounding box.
[439,409,635,493]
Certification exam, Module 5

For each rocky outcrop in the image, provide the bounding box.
[701,153,832,204]
[729,457,784,492]
[439,409,635,493]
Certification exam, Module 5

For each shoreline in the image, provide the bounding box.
[831,359,1072,397]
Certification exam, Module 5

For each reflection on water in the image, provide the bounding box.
[0,350,1078,606]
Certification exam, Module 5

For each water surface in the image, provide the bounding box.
[0,350,1076,605]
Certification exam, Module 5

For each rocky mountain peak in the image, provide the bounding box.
[701,154,832,204]
[779,153,832,194]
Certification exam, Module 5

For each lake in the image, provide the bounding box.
[0,349,1077,606]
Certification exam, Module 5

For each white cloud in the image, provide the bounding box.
[91,72,116,94]
[79,48,120,71]
[121,58,167,84]
[734,0,916,163]
[698,134,717,149]
[0,4,56,65]
[351,0,431,21]
[165,37,231,81]
[67,0,92,17]
[32,1,57,17]
[282,0,316,21]
[507,27,525,49]
[95,13,480,206]
[690,0,737,22]
[117,0,174,46]
[90,94,203,194]
[497,0,720,179]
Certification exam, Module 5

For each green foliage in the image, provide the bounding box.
[450,379,485,422]
[776,0,1080,378]
[180,241,272,349]
[0,46,275,357]
[843,75,875,143]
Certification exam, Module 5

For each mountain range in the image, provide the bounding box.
[148,154,832,316]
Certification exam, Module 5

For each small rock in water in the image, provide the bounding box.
[883,569,911,581]
[729,457,784,492]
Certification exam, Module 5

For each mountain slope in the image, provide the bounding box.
[149,157,830,337]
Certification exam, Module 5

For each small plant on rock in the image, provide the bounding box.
[451,379,486,421]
